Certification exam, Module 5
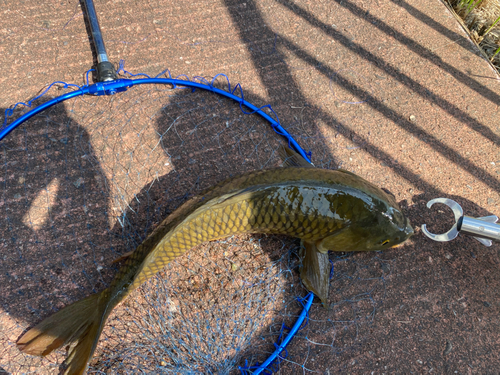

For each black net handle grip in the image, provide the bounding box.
[81,0,118,82]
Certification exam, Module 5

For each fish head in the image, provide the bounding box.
[319,200,413,253]
[361,204,414,251]
[352,185,414,251]
[322,172,413,252]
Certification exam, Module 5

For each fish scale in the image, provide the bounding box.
[130,183,342,291]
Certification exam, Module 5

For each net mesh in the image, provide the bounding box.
[0,0,400,372]
[3,0,500,372]
[0,80,391,374]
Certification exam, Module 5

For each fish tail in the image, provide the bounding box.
[17,290,109,375]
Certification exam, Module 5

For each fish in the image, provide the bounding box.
[17,159,413,374]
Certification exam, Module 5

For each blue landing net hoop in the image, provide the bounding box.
[1,67,317,374]
[0,69,312,166]
[239,292,314,375]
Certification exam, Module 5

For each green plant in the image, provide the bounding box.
[491,45,500,62]
[449,0,500,71]
[457,0,484,16]
[483,15,500,37]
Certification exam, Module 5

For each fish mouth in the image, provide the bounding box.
[404,217,414,238]
[390,219,414,249]
[391,242,405,249]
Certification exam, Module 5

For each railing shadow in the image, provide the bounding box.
[223,0,499,196]
[2,0,499,372]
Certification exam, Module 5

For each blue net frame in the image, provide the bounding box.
[1,61,317,374]
[239,292,314,375]
[1,61,312,166]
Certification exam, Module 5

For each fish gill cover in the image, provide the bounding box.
[0,2,395,374]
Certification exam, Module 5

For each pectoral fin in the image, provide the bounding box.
[278,146,314,167]
[299,240,331,308]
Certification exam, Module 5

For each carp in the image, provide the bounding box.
[17,155,412,374]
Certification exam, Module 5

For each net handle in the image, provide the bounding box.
[81,0,118,81]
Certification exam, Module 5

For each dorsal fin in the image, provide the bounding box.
[278,146,314,167]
